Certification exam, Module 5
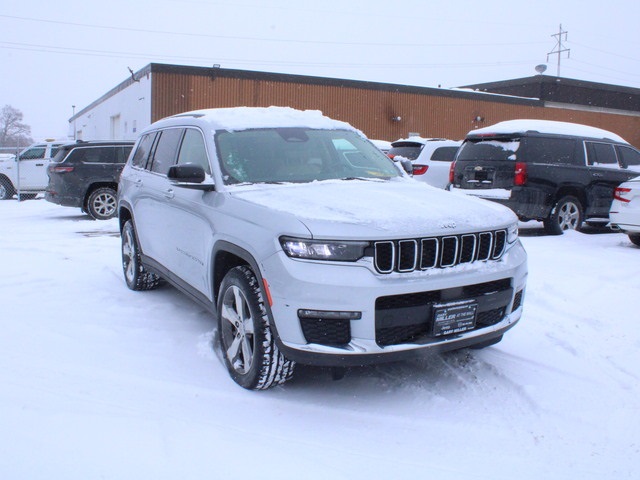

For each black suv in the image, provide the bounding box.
[449,120,640,234]
[45,140,134,220]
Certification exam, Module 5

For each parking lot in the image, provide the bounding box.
[1,198,639,480]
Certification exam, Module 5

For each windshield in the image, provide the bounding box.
[457,138,520,161]
[215,128,401,185]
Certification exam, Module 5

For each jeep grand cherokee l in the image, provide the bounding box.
[118,107,528,390]
[45,140,134,219]
[449,119,640,234]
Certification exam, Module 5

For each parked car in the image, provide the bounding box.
[45,140,134,220]
[449,119,640,234]
[0,140,65,200]
[609,176,640,246]
[118,107,527,390]
[370,139,392,154]
[388,137,461,188]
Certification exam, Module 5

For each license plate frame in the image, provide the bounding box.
[431,300,478,337]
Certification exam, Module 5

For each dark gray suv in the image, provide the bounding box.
[45,140,134,219]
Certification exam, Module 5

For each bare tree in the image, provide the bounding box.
[0,105,33,147]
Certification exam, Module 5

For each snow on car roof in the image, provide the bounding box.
[468,119,628,144]
[170,106,360,133]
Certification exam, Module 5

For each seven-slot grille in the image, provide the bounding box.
[374,229,507,274]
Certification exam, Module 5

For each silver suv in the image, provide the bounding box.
[118,107,528,390]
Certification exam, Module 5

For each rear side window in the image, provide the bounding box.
[74,147,117,164]
[430,146,459,162]
[616,146,640,169]
[131,133,156,169]
[586,142,618,168]
[150,128,184,174]
[522,137,578,165]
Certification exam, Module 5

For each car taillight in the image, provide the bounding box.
[387,153,395,159]
[449,161,456,184]
[412,164,428,175]
[50,166,74,173]
[614,187,632,203]
[514,162,527,186]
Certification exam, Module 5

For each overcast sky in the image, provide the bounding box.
[2,0,639,140]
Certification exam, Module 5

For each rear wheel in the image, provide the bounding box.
[544,196,583,235]
[121,219,161,291]
[217,266,294,390]
[629,234,640,246]
[87,187,118,220]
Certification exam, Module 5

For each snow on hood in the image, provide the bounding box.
[229,179,516,239]
[469,119,628,144]
[173,106,361,134]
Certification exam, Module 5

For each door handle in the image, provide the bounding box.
[592,173,603,177]
[134,179,143,188]
[164,189,175,199]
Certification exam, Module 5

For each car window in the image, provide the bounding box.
[616,145,640,170]
[457,139,520,161]
[216,128,400,185]
[79,147,117,163]
[150,128,184,174]
[176,128,210,174]
[19,146,46,160]
[118,146,133,163]
[586,142,618,168]
[522,137,578,165]
[131,133,157,169]
[430,146,459,162]
[388,143,423,160]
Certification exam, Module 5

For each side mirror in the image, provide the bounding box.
[400,158,413,175]
[167,164,215,191]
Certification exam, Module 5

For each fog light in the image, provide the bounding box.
[298,309,362,320]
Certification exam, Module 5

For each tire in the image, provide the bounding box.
[0,177,15,200]
[217,266,295,390]
[629,234,640,247]
[544,195,583,235]
[87,187,118,220]
[19,193,38,200]
[121,219,162,291]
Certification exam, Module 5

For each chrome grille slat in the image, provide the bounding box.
[374,229,507,274]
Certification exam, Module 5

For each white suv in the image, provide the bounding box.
[388,137,461,189]
[0,140,65,199]
[118,107,527,390]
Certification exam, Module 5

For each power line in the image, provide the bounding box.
[0,13,548,49]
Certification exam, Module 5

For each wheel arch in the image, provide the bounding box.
[212,241,265,306]
[552,185,586,209]
[0,174,16,196]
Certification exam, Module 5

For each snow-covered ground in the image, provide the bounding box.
[1,198,639,480]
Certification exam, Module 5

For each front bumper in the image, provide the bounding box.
[263,240,528,366]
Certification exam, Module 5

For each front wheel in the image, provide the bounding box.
[121,219,161,291]
[87,187,118,220]
[544,196,583,235]
[217,266,295,390]
[0,178,15,200]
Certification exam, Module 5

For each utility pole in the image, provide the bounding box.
[547,24,570,77]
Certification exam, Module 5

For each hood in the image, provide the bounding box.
[229,179,516,239]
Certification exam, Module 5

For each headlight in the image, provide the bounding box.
[280,236,369,261]
[507,223,519,244]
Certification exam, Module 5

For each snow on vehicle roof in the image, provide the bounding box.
[392,137,459,145]
[468,119,628,144]
[169,106,360,133]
